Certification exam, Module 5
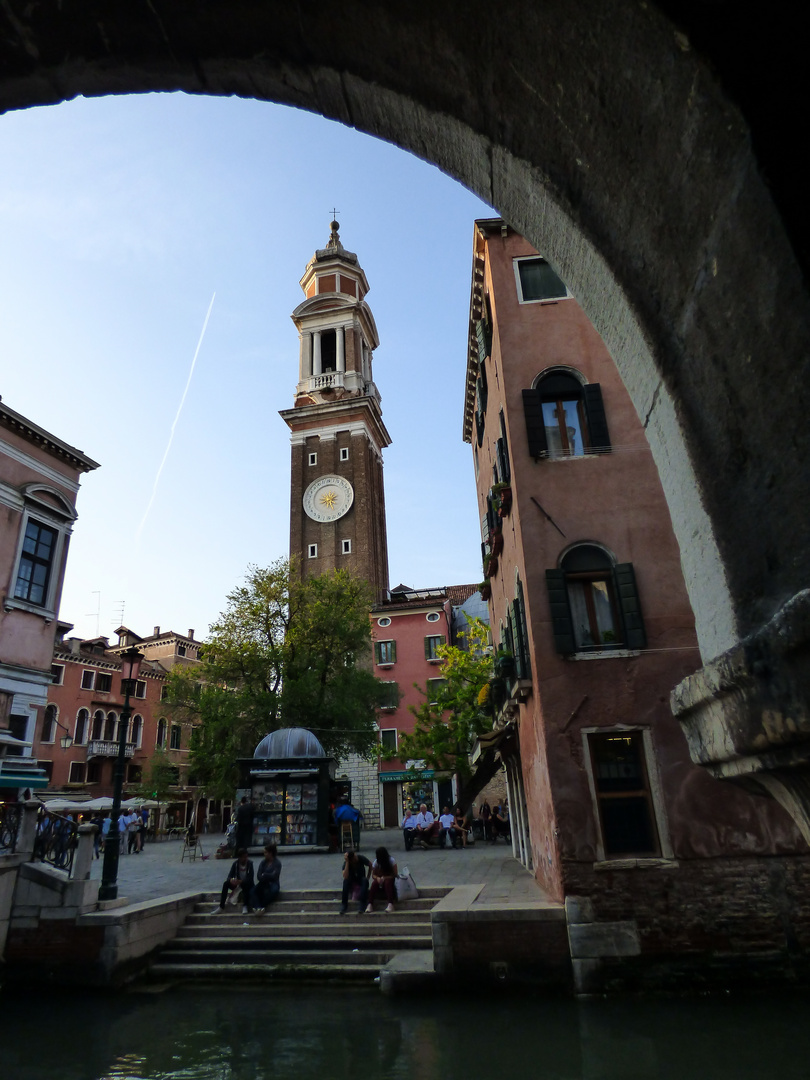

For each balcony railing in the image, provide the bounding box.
[304,371,345,393]
[87,740,135,759]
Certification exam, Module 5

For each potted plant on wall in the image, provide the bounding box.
[491,481,512,517]
[490,528,504,556]
[494,648,515,681]
[479,580,492,601]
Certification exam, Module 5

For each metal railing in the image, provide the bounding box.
[87,740,135,759]
[34,808,78,875]
[0,802,23,853]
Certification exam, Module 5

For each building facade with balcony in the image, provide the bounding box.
[464,220,810,990]
[35,625,206,829]
[0,398,98,798]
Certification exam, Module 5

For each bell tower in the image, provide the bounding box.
[280,221,391,601]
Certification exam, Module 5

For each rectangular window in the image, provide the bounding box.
[340,446,349,461]
[341,539,351,554]
[514,256,569,303]
[308,452,318,466]
[87,762,101,784]
[380,728,398,753]
[170,724,182,750]
[51,664,64,685]
[424,635,446,662]
[14,519,58,606]
[68,761,87,784]
[379,681,399,710]
[160,685,170,701]
[308,544,318,558]
[375,640,396,666]
[95,673,112,693]
[588,732,660,858]
[427,677,448,704]
[134,680,146,699]
[81,670,95,691]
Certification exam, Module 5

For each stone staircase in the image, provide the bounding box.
[148,887,449,983]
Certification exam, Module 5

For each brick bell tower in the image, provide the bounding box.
[280,221,391,601]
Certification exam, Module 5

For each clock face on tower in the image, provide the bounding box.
[303,474,354,522]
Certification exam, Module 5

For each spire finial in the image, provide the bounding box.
[327,212,340,248]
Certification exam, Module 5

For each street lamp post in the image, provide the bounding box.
[98,646,142,902]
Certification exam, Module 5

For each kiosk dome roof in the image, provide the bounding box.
[253,727,326,759]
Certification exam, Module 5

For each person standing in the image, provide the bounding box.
[250,843,282,912]
[339,849,371,914]
[479,800,492,841]
[127,809,140,854]
[216,848,255,914]
[365,846,398,914]
[118,809,128,854]
[234,796,254,851]
[101,813,111,854]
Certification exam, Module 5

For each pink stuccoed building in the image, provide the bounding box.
[0,397,98,798]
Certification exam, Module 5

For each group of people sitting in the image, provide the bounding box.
[401,804,469,851]
[478,800,511,842]
[216,843,399,916]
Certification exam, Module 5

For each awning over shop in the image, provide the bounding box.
[1,773,50,790]
[379,770,436,782]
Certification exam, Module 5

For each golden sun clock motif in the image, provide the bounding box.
[303,475,354,522]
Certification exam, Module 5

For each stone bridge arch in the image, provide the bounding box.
[2,1,809,829]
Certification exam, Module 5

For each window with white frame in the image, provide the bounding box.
[156,717,167,749]
[375,640,396,666]
[81,670,95,691]
[75,709,89,745]
[170,724,182,750]
[41,704,57,743]
[6,486,77,618]
[514,255,569,303]
[131,714,143,748]
[424,635,445,662]
[308,452,318,466]
[51,664,64,685]
[341,539,351,554]
[96,673,112,693]
[378,682,399,711]
[68,761,86,784]
[133,680,146,699]
[427,677,448,704]
[380,728,397,753]
[340,446,349,462]
[91,710,104,741]
[587,731,660,858]
[13,518,58,606]
[308,544,318,558]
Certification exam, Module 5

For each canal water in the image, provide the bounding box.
[2,985,809,1080]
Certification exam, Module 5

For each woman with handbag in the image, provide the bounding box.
[365,846,398,913]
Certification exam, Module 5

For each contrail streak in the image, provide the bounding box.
[135,292,216,543]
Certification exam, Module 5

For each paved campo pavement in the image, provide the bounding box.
[88,829,551,907]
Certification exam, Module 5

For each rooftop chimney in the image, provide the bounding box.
[188,629,194,640]
[153,626,160,636]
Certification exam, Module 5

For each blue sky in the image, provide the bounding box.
[0,93,493,641]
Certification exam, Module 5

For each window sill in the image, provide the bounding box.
[594,858,678,872]
[426,658,442,664]
[3,597,57,621]
[569,649,640,661]
[376,663,395,669]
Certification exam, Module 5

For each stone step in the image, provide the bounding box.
[177,922,431,940]
[149,961,382,983]
[163,933,431,952]
[156,947,400,966]
[186,910,431,927]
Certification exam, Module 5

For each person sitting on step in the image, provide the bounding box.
[365,846,398,914]
[339,849,371,914]
[250,842,281,912]
[215,847,255,914]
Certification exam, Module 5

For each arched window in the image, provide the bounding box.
[41,704,57,743]
[131,715,143,748]
[104,711,116,741]
[75,709,89,745]
[156,717,167,749]
[546,544,646,654]
[523,370,611,460]
[92,710,104,740]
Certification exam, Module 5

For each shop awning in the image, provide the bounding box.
[1,773,50,790]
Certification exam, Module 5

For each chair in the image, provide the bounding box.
[339,822,355,852]
[181,831,204,862]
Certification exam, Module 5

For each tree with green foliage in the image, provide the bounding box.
[136,748,179,803]
[397,617,494,796]
[165,559,383,799]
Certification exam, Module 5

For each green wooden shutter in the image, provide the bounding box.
[583,384,611,453]
[514,589,530,680]
[476,319,492,365]
[391,641,397,663]
[374,641,381,664]
[614,563,646,649]
[545,569,576,655]
[522,388,548,459]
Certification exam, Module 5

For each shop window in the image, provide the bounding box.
[523,372,611,460]
[170,724,182,750]
[514,255,569,302]
[375,640,396,666]
[546,546,646,655]
[378,682,400,711]
[41,704,57,743]
[588,731,660,857]
[380,728,398,753]
[424,635,446,662]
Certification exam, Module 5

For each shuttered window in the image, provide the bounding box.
[424,635,445,661]
[375,640,397,665]
[545,548,645,655]
[523,378,611,460]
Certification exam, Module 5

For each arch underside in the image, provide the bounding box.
[2,1,809,813]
